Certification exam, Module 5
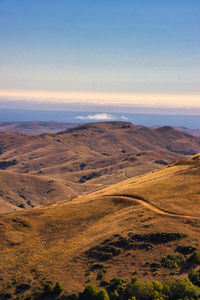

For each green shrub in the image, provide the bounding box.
[189,270,200,287]
[123,277,164,300]
[121,276,200,300]
[80,284,109,300]
[161,254,186,269]
[163,277,200,299]
[43,281,53,294]
[96,289,109,300]
[91,263,108,271]
[106,277,125,295]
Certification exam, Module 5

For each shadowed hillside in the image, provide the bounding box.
[0,170,71,214]
[174,126,200,137]
[0,121,200,212]
[0,154,200,296]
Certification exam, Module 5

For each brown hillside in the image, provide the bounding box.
[0,154,200,295]
[174,126,200,137]
[0,121,200,212]
[0,121,78,135]
[0,170,70,214]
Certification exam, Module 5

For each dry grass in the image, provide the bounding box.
[1,121,200,212]
[0,154,200,293]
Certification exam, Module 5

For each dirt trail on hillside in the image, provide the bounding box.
[123,169,130,179]
[106,195,200,220]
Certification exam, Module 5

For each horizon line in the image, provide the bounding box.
[0,90,200,109]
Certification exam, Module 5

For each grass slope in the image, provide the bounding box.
[1,121,200,212]
[0,154,200,295]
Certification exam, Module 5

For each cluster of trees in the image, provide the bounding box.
[72,276,200,300]
[3,274,200,300]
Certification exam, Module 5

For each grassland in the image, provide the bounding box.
[1,121,200,212]
[0,153,200,297]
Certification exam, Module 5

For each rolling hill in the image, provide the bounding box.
[0,170,70,214]
[0,121,200,213]
[173,126,200,137]
[0,154,200,296]
[0,121,78,135]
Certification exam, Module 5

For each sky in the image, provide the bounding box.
[0,0,200,113]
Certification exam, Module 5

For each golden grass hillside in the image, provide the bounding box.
[1,121,200,212]
[0,154,200,296]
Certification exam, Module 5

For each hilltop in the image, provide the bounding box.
[173,126,200,137]
[0,154,200,296]
[0,121,200,212]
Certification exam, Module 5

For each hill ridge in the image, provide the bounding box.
[0,121,200,213]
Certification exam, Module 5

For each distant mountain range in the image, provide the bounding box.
[0,120,200,137]
[0,121,79,135]
[0,108,200,128]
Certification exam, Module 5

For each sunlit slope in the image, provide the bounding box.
[0,155,200,292]
[87,153,200,218]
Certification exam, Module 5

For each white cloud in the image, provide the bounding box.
[121,116,128,120]
[76,113,114,120]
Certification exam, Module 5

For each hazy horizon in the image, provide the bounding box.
[1,107,200,129]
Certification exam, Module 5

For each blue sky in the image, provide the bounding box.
[0,0,200,111]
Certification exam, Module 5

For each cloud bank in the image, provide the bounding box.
[121,116,128,120]
[76,113,114,120]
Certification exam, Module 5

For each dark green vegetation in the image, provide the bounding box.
[0,159,18,170]
[1,230,199,299]
[154,160,168,165]
[160,254,186,269]
[176,245,197,255]
[2,275,200,299]
[79,171,102,183]
[85,232,185,262]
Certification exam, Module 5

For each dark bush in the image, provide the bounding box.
[154,160,168,165]
[188,250,200,266]
[189,270,200,287]
[16,283,31,294]
[0,159,18,170]
[79,163,86,170]
[53,282,63,295]
[128,232,186,244]
[43,281,53,294]
[79,172,101,183]
[176,245,197,255]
